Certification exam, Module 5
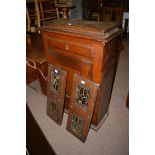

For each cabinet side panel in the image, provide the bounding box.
[91,42,104,125]
[97,37,120,124]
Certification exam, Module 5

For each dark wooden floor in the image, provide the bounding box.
[26,104,56,155]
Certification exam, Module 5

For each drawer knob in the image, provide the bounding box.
[65,44,69,51]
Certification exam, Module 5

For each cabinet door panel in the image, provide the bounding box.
[47,64,67,125]
[66,74,99,142]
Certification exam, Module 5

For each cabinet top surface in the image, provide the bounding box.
[40,19,122,42]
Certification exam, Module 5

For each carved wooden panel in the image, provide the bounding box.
[66,74,99,142]
[47,64,67,125]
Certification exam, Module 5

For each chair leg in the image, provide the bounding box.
[26,34,31,45]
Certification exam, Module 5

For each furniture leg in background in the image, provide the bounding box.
[122,12,129,37]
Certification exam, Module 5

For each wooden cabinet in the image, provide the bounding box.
[40,19,122,141]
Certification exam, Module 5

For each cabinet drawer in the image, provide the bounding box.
[47,48,93,77]
[47,34,93,58]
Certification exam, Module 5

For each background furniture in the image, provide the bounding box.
[34,0,59,28]
[55,0,73,18]
[26,0,59,32]
[122,11,129,36]
[57,0,72,4]
[82,0,129,23]
[90,0,103,21]
[26,0,37,32]
[102,0,128,23]
[26,34,47,84]
[55,3,75,18]
[82,0,92,20]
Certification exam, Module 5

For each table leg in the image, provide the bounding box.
[62,8,69,18]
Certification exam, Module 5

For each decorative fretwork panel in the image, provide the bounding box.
[75,83,90,110]
[50,101,57,112]
[70,114,83,136]
[51,70,60,94]
[66,74,99,142]
[47,64,67,125]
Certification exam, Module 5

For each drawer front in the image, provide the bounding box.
[47,32,93,58]
[48,48,93,78]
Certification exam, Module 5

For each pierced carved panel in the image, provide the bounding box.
[75,83,90,110]
[70,114,83,136]
[50,101,57,112]
[66,74,99,142]
[51,70,60,94]
[47,64,67,125]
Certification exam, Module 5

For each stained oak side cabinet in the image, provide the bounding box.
[40,19,122,130]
